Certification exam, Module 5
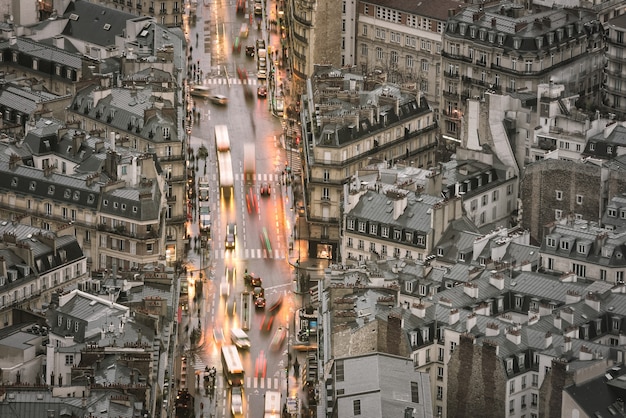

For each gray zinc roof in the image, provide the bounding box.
[61,0,136,47]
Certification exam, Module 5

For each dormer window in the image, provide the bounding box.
[621,209,626,219]
[347,219,355,230]
[547,237,556,247]
[64,189,71,198]
[358,221,366,233]
[103,199,108,206]
[577,243,587,254]
[29,181,36,191]
[470,27,476,38]
[459,23,467,36]
[73,191,80,201]
[87,194,95,204]
[608,208,617,217]
[547,32,554,45]
[489,32,496,43]
[163,127,170,139]
[608,146,613,154]
[437,247,444,256]
[513,37,521,49]
[11,177,17,187]
[479,29,486,41]
[133,206,138,213]
[48,186,55,195]
[589,142,595,151]
[560,240,570,250]
[113,202,118,209]
[369,224,377,234]
[405,232,413,242]
[535,36,543,49]
[497,34,505,45]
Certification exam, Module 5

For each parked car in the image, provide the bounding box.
[245,45,255,57]
[254,297,266,309]
[256,39,265,52]
[244,273,262,287]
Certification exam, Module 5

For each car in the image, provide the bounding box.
[270,326,286,351]
[226,298,236,317]
[231,386,244,417]
[220,281,230,298]
[256,39,265,51]
[257,68,267,79]
[225,223,236,249]
[231,328,251,349]
[244,273,262,288]
[213,327,225,345]
[246,187,258,214]
[268,295,283,313]
[240,23,249,38]
[253,1,263,16]
[260,313,274,332]
[257,85,267,98]
[190,85,211,98]
[226,266,235,283]
[260,182,271,196]
[254,297,266,309]
[245,45,255,57]
[233,36,241,52]
[252,286,264,300]
[237,66,247,81]
[209,94,228,105]
[255,350,267,377]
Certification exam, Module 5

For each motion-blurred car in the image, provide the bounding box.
[213,327,225,345]
[245,46,255,57]
[244,273,262,288]
[209,94,228,105]
[256,39,265,51]
[260,314,274,332]
[268,295,283,313]
[254,297,266,309]
[225,223,236,249]
[231,386,244,417]
[270,326,286,351]
[190,85,211,98]
[246,188,258,214]
[220,281,230,298]
[260,182,271,196]
[257,85,267,98]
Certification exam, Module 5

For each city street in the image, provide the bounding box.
[177,0,298,417]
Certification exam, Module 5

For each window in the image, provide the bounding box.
[147,243,153,253]
[437,385,443,400]
[376,47,383,60]
[362,24,368,36]
[336,360,344,381]
[510,380,515,394]
[531,393,538,406]
[65,354,74,365]
[347,238,353,248]
[532,374,538,387]
[322,187,330,200]
[369,224,377,235]
[555,209,562,220]
[358,222,366,233]
[492,190,499,201]
[411,381,419,403]
[361,43,368,56]
[390,50,398,64]
[510,399,515,413]
[576,195,583,205]
[394,230,401,240]
[437,366,444,380]
[347,219,355,230]
[556,190,563,200]
[406,55,414,68]
[353,400,361,415]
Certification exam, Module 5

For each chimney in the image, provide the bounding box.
[491,18,497,27]
[387,190,408,220]
[565,290,581,304]
[584,292,601,312]
[53,35,64,49]
[463,282,479,299]
[563,336,572,352]
[449,309,459,325]
[466,313,477,331]
[560,307,575,324]
[486,322,500,336]
[489,271,505,290]
[553,314,562,330]
[506,327,522,345]
[579,345,593,361]
[545,331,553,348]
[0,256,6,277]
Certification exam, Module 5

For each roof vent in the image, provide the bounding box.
[69,13,79,21]
[103,23,111,31]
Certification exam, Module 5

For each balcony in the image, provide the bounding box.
[441,51,472,63]
[443,90,459,99]
[173,7,180,13]
[462,75,487,87]
[160,154,185,162]
[443,70,459,78]
[293,12,312,26]
[149,7,154,12]
[160,8,167,15]
[475,60,487,67]
[293,31,308,44]
[166,195,177,202]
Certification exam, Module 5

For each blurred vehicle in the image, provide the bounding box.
[190,85,211,98]
[257,85,267,98]
[268,295,283,313]
[246,187,258,214]
[199,203,211,232]
[245,45,255,57]
[231,386,244,417]
[220,281,230,298]
[255,350,267,377]
[260,314,274,332]
[270,326,286,351]
[257,68,267,80]
[253,1,263,16]
[255,39,265,51]
[233,36,241,52]
[253,286,264,300]
[227,298,236,317]
[244,273,262,287]
[260,182,271,196]
[237,66,247,81]
[225,223,236,249]
[231,328,251,349]
[213,327,225,345]
[226,266,235,283]
[209,94,228,105]
[254,297,266,309]
[260,227,272,254]
[240,23,249,38]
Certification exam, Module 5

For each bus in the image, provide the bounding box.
[215,124,231,152]
[264,390,281,418]
[217,151,234,199]
[243,143,255,184]
[221,345,244,386]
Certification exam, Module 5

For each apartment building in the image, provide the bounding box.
[287,0,343,95]
[0,220,87,327]
[520,157,626,244]
[342,188,464,265]
[300,67,437,262]
[83,0,185,27]
[539,219,626,284]
[67,80,186,263]
[356,0,462,111]
[440,3,604,143]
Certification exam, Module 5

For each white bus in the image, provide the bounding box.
[221,345,244,386]
[215,124,231,152]
[217,151,234,199]
[264,390,281,418]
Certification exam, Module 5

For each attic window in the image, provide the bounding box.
[87,194,95,204]
[121,204,126,211]
[64,189,71,199]
[133,206,138,213]
[29,181,36,191]
[113,202,119,209]
[73,191,80,201]
[48,185,55,195]
[103,23,111,31]
[103,199,108,206]
[11,177,17,187]
[69,13,79,21]
[436,247,444,257]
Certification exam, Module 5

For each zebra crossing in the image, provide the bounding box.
[193,353,208,371]
[246,376,284,390]
[214,248,287,260]
[235,173,281,183]
[204,77,262,86]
